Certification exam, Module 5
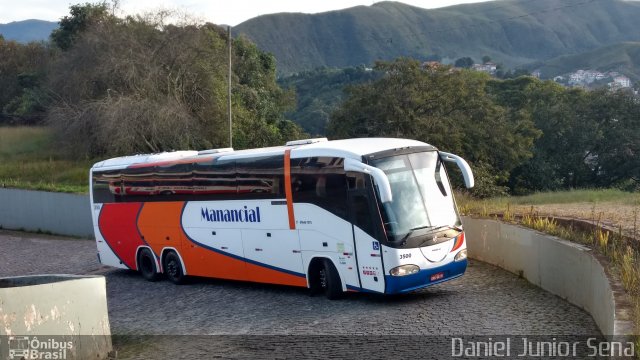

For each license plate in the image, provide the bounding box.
[430,272,444,281]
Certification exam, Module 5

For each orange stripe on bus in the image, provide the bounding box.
[137,202,185,258]
[284,149,296,230]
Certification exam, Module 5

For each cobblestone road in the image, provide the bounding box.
[1,231,601,357]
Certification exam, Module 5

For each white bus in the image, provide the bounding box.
[90,137,474,298]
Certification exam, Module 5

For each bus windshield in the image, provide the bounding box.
[370,151,460,242]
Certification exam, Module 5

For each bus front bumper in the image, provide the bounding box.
[384,259,468,294]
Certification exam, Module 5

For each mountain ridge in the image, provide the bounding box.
[0,19,57,43]
[235,0,640,74]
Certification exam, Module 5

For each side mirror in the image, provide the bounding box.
[439,152,474,188]
[344,158,393,203]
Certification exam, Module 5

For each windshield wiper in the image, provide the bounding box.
[396,224,433,243]
[399,224,461,243]
[416,225,462,247]
[424,224,463,233]
[395,224,462,244]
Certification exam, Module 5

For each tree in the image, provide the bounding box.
[482,55,491,64]
[586,89,640,189]
[454,57,474,68]
[45,11,302,157]
[328,58,539,197]
[50,2,113,50]
[230,35,300,149]
[278,66,380,135]
[0,38,51,124]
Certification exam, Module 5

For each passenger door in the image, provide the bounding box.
[348,174,386,293]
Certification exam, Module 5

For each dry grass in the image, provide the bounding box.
[457,190,640,239]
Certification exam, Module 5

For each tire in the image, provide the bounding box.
[138,248,160,282]
[163,251,186,284]
[321,259,344,300]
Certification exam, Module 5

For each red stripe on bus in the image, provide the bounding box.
[98,202,145,269]
[284,149,296,230]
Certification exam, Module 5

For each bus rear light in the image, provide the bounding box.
[450,232,465,252]
[389,264,420,276]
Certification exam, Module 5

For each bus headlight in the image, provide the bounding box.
[389,264,420,276]
[455,249,467,262]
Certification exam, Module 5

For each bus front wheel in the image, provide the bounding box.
[137,248,160,282]
[163,251,186,284]
[320,259,344,300]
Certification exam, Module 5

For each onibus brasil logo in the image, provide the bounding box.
[7,336,72,359]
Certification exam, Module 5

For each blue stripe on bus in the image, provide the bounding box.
[346,285,383,294]
[183,233,307,279]
[180,202,306,279]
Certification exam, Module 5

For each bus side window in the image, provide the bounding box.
[156,163,193,197]
[236,155,285,199]
[347,172,387,242]
[121,166,155,200]
[93,169,120,203]
[291,157,348,219]
[192,159,237,199]
[351,194,375,235]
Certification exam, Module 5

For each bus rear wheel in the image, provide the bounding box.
[320,259,344,300]
[138,248,160,282]
[163,251,186,284]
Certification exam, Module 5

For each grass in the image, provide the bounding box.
[464,188,640,207]
[459,190,640,340]
[456,189,640,219]
[0,126,92,193]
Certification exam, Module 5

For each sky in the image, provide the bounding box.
[0,0,492,25]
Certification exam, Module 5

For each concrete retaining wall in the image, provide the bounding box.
[0,275,112,359]
[463,216,635,337]
[0,188,92,238]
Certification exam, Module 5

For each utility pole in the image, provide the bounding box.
[227,26,233,148]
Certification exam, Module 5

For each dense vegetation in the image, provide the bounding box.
[0,3,304,158]
[235,0,640,75]
[0,34,51,124]
[327,59,640,197]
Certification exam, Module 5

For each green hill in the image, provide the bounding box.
[235,0,640,74]
[526,42,640,81]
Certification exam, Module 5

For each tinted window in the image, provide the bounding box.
[92,169,121,203]
[156,163,193,196]
[92,155,286,203]
[193,159,237,198]
[351,194,375,235]
[291,157,347,219]
[347,172,385,241]
[122,166,155,198]
[236,155,285,199]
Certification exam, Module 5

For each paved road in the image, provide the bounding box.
[1,231,601,357]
